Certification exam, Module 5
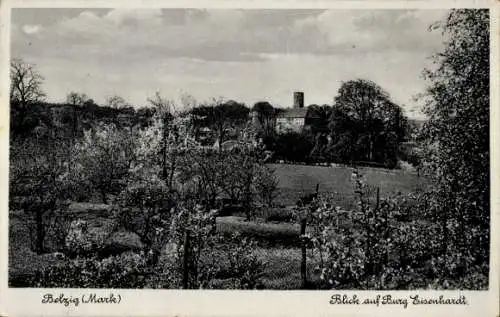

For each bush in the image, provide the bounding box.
[10,136,73,253]
[64,219,107,255]
[26,252,155,288]
[304,168,487,290]
[199,233,265,289]
[253,165,279,207]
[71,123,137,204]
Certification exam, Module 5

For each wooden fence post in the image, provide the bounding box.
[163,113,169,181]
[300,218,307,289]
[382,187,390,266]
[182,230,190,289]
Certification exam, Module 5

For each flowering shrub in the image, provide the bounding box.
[71,123,137,204]
[304,191,366,288]
[199,233,265,289]
[65,220,104,255]
[154,216,265,289]
[305,168,487,290]
[28,252,153,288]
[168,203,218,287]
[115,177,174,265]
[253,165,279,207]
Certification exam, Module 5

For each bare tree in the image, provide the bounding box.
[10,58,46,127]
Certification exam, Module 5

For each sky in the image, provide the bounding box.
[11,8,449,118]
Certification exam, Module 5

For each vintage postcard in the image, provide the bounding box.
[0,0,498,316]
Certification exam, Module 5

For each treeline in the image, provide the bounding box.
[10,55,418,169]
[10,100,157,140]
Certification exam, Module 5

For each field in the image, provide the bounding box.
[270,163,427,209]
[9,163,428,289]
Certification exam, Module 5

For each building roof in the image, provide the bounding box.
[276,108,308,119]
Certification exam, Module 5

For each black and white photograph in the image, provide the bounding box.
[5,3,492,295]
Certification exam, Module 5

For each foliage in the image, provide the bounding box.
[106,95,128,109]
[27,252,154,288]
[64,219,113,256]
[9,98,158,142]
[252,101,277,138]
[328,79,408,167]
[147,91,176,115]
[253,165,279,207]
[116,177,174,265]
[190,99,250,146]
[66,92,89,107]
[421,9,490,268]
[114,110,201,264]
[304,168,487,290]
[9,135,72,253]
[172,123,271,220]
[305,104,332,134]
[268,132,314,163]
[153,203,218,289]
[199,233,265,289]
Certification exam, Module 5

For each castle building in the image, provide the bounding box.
[275,91,307,134]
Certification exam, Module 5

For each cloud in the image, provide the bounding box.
[22,24,42,34]
[293,9,447,54]
[104,9,164,27]
[10,8,447,117]
[17,9,446,63]
[23,9,331,62]
[57,11,108,36]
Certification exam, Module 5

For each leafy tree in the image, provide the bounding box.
[10,135,71,253]
[326,106,358,163]
[330,79,408,166]
[253,165,279,207]
[106,95,128,109]
[421,9,489,265]
[136,107,157,128]
[66,92,89,107]
[191,99,250,147]
[83,98,97,107]
[306,104,332,134]
[252,101,276,138]
[117,176,174,266]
